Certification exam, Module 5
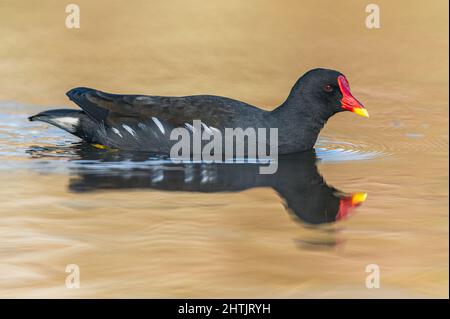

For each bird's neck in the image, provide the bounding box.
[268,94,330,152]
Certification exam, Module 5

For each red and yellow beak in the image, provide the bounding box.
[338,75,369,118]
[336,192,367,221]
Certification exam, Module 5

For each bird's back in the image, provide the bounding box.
[64,87,269,152]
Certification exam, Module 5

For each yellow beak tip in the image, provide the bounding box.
[352,108,370,118]
[351,192,368,205]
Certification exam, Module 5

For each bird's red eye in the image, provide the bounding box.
[323,85,333,92]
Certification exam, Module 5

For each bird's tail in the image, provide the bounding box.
[29,109,87,135]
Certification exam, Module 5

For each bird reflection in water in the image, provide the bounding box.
[57,144,367,226]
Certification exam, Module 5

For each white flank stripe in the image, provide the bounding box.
[152,117,165,135]
[122,124,136,137]
[112,127,123,138]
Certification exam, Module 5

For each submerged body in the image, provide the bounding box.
[29,68,368,154]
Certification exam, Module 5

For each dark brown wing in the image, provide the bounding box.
[66,87,249,128]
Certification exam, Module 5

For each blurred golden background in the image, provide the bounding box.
[0,0,448,298]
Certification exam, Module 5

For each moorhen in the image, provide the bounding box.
[29,68,369,154]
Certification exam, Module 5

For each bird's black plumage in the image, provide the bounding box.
[29,68,360,154]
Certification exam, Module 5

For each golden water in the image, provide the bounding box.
[0,0,448,298]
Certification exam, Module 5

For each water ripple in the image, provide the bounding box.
[3,101,442,172]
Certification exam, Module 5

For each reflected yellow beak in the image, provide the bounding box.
[351,107,370,118]
[336,192,367,221]
[351,192,368,205]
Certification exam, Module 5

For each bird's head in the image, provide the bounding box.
[291,68,369,118]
